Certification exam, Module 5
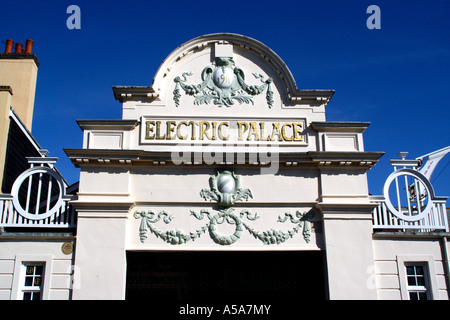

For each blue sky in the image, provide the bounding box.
[1,0,449,197]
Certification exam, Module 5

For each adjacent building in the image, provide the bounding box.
[0,39,76,300]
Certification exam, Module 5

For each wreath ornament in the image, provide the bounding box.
[134,170,314,246]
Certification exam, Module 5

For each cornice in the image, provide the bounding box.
[315,202,379,219]
[64,148,383,169]
[0,86,13,95]
[71,200,135,218]
[0,53,40,67]
[112,86,158,103]
[76,119,139,131]
[311,121,371,133]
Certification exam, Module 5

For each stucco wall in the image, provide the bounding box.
[0,239,75,300]
[373,237,449,300]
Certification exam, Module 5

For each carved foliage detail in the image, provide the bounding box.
[134,208,313,246]
[134,170,314,246]
[173,57,273,108]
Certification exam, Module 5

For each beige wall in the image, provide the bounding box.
[0,58,38,131]
[373,237,449,300]
[0,89,12,192]
[0,239,75,300]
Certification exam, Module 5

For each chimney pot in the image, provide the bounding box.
[15,43,23,53]
[25,39,33,53]
[5,39,14,53]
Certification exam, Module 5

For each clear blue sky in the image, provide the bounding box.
[1,0,449,197]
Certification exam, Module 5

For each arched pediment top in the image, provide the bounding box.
[113,33,333,108]
[153,33,299,97]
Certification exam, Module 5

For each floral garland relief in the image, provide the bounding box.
[134,171,314,246]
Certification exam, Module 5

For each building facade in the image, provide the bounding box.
[1,34,448,301]
[0,39,76,300]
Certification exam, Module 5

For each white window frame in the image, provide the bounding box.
[404,262,430,300]
[11,255,52,300]
[21,263,45,300]
[397,254,439,300]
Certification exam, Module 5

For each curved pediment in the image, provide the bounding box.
[113,33,333,116]
[153,33,299,104]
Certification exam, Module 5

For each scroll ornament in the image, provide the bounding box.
[173,57,274,108]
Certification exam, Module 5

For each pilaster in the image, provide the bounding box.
[317,203,377,299]
[71,201,134,300]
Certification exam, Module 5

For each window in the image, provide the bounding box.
[11,254,52,300]
[397,254,438,300]
[405,263,429,300]
[21,263,45,300]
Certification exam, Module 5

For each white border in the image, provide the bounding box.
[396,254,439,300]
[11,254,53,300]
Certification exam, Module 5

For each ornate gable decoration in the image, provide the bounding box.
[173,56,274,108]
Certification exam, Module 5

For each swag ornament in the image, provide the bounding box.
[173,57,274,108]
[134,170,314,246]
[135,208,313,246]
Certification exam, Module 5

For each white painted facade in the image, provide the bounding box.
[0,239,75,300]
[1,33,448,301]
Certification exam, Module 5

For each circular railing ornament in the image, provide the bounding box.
[382,168,435,222]
[11,166,65,220]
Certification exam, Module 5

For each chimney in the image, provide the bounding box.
[4,40,13,53]
[0,38,39,131]
[25,39,33,53]
[14,42,23,54]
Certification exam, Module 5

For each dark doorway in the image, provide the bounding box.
[126,251,326,302]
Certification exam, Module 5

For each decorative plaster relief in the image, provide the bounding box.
[133,169,313,246]
[134,208,313,246]
[173,57,273,108]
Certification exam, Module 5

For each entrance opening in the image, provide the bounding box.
[126,251,326,301]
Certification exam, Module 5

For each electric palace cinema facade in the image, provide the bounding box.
[0,34,449,302]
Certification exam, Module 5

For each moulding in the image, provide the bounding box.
[112,86,158,103]
[71,201,135,218]
[373,231,450,239]
[311,121,371,133]
[0,85,13,95]
[76,119,139,131]
[315,202,377,220]
[64,148,384,170]
[0,235,76,241]
[0,53,40,67]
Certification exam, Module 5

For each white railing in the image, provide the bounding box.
[0,157,77,229]
[371,196,449,232]
[371,150,449,233]
[0,194,76,228]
